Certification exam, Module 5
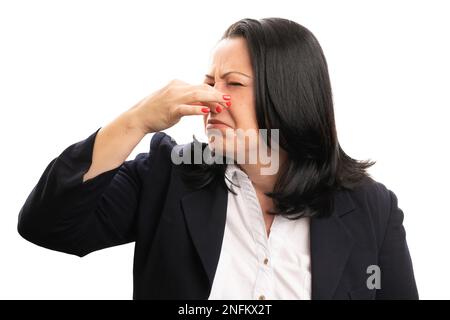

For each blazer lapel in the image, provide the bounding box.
[181,181,228,288]
[181,175,357,299]
[310,189,356,299]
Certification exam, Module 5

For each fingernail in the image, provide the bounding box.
[223,95,231,100]
[216,105,222,113]
[201,107,210,113]
[226,101,232,107]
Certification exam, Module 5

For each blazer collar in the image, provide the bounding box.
[181,179,356,299]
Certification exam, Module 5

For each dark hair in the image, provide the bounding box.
[178,17,375,219]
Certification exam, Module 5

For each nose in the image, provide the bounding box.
[205,99,228,114]
[216,82,233,112]
[212,80,227,91]
[209,102,224,114]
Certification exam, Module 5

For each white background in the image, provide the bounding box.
[1,0,449,299]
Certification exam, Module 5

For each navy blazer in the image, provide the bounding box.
[18,128,419,300]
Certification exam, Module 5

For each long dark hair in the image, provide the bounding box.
[178,17,375,219]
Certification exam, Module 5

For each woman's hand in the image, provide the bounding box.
[129,79,231,134]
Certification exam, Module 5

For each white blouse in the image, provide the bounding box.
[208,164,312,300]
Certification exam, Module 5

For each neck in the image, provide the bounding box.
[238,151,287,194]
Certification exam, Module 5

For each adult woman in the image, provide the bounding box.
[18,17,418,299]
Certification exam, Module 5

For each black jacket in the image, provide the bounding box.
[18,128,419,300]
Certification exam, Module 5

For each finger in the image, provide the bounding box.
[188,101,206,106]
[185,101,223,114]
[181,89,231,109]
[186,101,222,113]
[211,103,224,114]
[175,104,211,117]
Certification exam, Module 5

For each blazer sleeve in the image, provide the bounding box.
[17,128,164,257]
[376,188,419,299]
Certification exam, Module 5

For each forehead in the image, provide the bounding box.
[207,37,253,76]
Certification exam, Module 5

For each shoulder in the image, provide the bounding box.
[343,176,403,246]
[148,132,199,156]
[149,132,178,153]
[126,132,183,180]
[139,132,202,175]
[147,132,188,163]
[347,176,397,214]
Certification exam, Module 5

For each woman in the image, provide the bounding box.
[18,17,418,300]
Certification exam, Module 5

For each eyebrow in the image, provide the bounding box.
[205,71,252,79]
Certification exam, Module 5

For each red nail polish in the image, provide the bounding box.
[216,106,222,113]
[223,95,231,100]
[201,107,210,113]
[226,101,232,107]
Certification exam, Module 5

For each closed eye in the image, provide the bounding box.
[205,82,243,87]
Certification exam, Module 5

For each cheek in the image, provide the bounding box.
[229,101,258,130]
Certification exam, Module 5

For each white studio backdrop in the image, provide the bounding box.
[0,0,449,299]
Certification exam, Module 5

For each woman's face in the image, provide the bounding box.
[203,37,258,158]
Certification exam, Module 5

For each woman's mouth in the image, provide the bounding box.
[206,119,232,130]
